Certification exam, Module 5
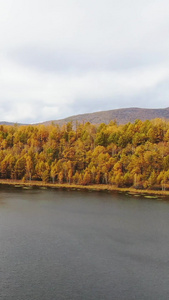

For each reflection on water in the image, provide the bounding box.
[0,187,169,300]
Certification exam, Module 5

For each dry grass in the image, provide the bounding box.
[0,179,168,197]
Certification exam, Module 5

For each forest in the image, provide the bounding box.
[0,118,169,190]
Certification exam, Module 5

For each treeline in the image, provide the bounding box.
[0,119,169,189]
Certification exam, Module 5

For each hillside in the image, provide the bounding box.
[0,118,169,190]
[41,107,169,126]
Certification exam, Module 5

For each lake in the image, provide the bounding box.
[0,187,169,300]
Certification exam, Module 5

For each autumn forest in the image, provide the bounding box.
[0,118,169,190]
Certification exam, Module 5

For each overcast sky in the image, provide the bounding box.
[0,0,169,123]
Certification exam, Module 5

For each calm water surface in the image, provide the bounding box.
[0,187,169,300]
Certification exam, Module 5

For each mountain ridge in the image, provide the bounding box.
[40,107,169,126]
[1,107,169,126]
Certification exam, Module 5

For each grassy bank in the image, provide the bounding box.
[0,179,168,197]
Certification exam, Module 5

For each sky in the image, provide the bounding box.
[0,0,169,123]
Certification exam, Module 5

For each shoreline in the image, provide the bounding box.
[0,179,168,197]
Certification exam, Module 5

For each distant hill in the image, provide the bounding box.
[0,121,18,126]
[1,107,169,126]
[0,121,26,126]
[41,107,169,126]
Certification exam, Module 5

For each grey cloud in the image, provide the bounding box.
[0,0,169,123]
[8,46,168,74]
[69,79,169,118]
